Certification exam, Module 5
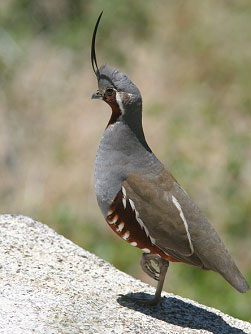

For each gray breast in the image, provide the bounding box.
[94,122,163,216]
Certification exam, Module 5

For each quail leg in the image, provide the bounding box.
[123,253,169,305]
[151,261,169,304]
[140,253,169,305]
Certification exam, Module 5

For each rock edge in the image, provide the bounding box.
[0,214,250,334]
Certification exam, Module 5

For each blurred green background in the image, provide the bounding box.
[0,0,250,321]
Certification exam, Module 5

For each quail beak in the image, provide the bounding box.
[91,90,103,100]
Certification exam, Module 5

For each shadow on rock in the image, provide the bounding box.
[117,292,245,334]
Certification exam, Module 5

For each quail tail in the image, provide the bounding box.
[218,261,249,293]
[198,237,249,293]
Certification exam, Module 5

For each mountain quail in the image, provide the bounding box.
[91,12,249,305]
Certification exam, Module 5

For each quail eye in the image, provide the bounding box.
[106,88,114,96]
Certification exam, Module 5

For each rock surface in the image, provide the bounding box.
[0,214,250,334]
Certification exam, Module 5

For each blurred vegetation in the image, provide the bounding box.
[1,0,251,322]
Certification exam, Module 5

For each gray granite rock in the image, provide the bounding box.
[0,214,250,334]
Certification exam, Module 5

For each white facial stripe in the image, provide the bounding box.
[172,195,194,255]
[115,92,125,114]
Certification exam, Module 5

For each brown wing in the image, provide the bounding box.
[122,169,249,294]
[122,169,204,267]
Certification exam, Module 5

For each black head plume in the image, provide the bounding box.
[91,11,103,80]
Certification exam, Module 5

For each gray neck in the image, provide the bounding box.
[94,122,163,216]
[121,100,151,153]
